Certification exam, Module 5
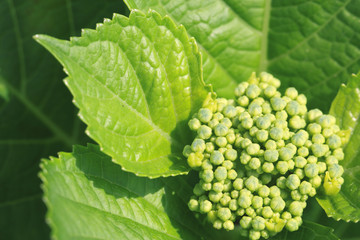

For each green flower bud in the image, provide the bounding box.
[285,87,298,99]
[229,199,238,211]
[317,161,327,174]
[252,216,266,231]
[252,97,265,106]
[323,172,342,195]
[286,101,300,116]
[199,199,212,213]
[296,94,307,105]
[201,169,214,183]
[248,103,263,116]
[246,207,256,218]
[245,176,260,192]
[188,199,199,211]
[209,191,223,202]
[286,174,301,190]
[238,193,252,208]
[256,116,272,129]
[262,102,272,114]
[328,164,344,178]
[257,185,270,198]
[223,105,237,118]
[289,116,306,129]
[213,182,224,192]
[233,178,244,190]
[271,97,287,111]
[223,148,236,160]
[276,110,288,120]
[304,163,319,178]
[297,147,309,157]
[182,145,192,157]
[256,130,269,142]
[201,182,212,191]
[262,206,274,219]
[327,134,342,149]
[286,218,299,232]
[307,109,323,122]
[294,156,306,168]
[214,167,228,181]
[312,133,325,144]
[249,158,261,170]
[221,117,232,128]
[311,143,328,157]
[226,133,236,144]
[279,147,295,161]
[198,108,213,123]
[191,138,206,152]
[249,126,259,137]
[234,83,247,97]
[246,84,261,99]
[317,115,335,128]
[276,176,287,189]
[291,130,309,146]
[262,162,275,173]
[213,219,223,229]
[282,211,292,220]
[240,216,252,229]
[309,175,322,188]
[223,220,234,231]
[237,95,250,107]
[299,181,312,195]
[189,118,201,130]
[197,125,212,140]
[214,123,228,137]
[215,137,227,147]
[264,85,277,98]
[307,123,322,135]
[270,127,284,140]
[210,151,224,165]
[289,201,303,216]
[187,152,203,168]
[201,159,213,170]
[247,143,261,156]
[265,140,277,150]
[231,189,239,199]
[269,186,281,198]
[276,161,289,174]
[333,148,344,160]
[270,196,286,212]
[291,190,301,201]
[227,169,238,180]
[217,207,232,221]
[294,168,305,179]
[242,117,254,129]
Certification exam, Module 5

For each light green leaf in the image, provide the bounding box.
[0,0,128,238]
[317,73,360,222]
[40,144,241,240]
[125,0,360,111]
[35,10,210,178]
[273,221,339,240]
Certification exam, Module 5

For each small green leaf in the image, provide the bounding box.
[35,10,209,178]
[317,73,360,222]
[40,144,238,240]
[273,221,339,240]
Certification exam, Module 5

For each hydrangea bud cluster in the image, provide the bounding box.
[183,72,348,240]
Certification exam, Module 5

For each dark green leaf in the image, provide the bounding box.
[0,0,128,239]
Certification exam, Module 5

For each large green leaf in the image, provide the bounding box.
[317,73,360,222]
[125,0,360,111]
[40,143,336,240]
[0,0,128,239]
[40,144,240,240]
[35,10,209,178]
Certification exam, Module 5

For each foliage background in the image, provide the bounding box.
[0,0,359,239]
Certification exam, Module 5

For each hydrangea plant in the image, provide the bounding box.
[3,0,360,239]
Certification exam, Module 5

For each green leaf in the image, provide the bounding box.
[35,10,209,178]
[125,0,360,111]
[317,73,360,222]
[273,221,339,240]
[40,144,241,240]
[0,0,128,239]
